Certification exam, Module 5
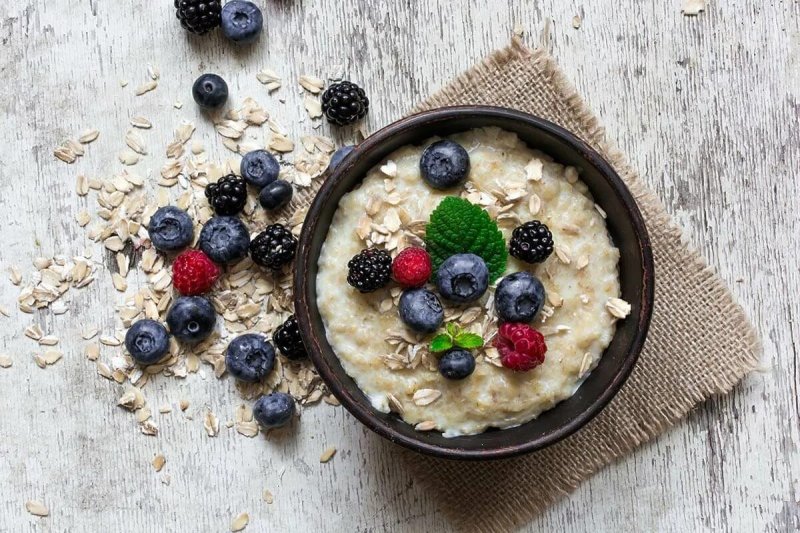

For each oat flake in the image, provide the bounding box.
[319,447,337,463]
[25,500,49,517]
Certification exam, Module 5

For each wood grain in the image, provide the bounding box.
[0,0,797,531]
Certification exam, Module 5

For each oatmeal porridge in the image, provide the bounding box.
[316,127,629,437]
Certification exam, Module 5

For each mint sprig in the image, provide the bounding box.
[429,322,485,353]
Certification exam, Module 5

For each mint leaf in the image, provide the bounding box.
[454,332,484,349]
[430,334,453,353]
[445,322,461,338]
[425,197,508,282]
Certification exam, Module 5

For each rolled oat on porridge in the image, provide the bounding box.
[316,126,630,437]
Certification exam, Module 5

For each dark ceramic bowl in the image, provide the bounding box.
[294,106,654,460]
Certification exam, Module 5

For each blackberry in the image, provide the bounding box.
[205,174,247,216]
[273,315,307,360]
[250,224,298,270]
[509,221,554,264]
[321,81,369,126]
[347,248,391,292]
[174,0,221,35]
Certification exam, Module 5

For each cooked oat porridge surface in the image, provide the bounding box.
[316,127,623,437]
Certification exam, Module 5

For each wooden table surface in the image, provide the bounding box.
[1,1,797,531]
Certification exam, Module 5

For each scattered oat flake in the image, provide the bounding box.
[230,513,249,532]
[319,447,337,463]
[9,266,22,285]
[79,129,100,144]
[135,80,158,96]
[257,69,282,91]
[512,23,524,36]
[682,0,705,15]
[412,389,442,406]
[299,75,325,94]
[25,500,49,517]
[130,116,152,129]
[152,454,166,472]
[304,95,322,119]
[54,145,77,164]
[204,410,220,437]
[606,297,632,319]
[262,489,274,504]
[0,355,12,368]
[572,15,582,29]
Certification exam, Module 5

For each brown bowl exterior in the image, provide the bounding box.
[294,106,654,460]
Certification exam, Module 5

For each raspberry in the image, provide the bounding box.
[493,322,547,372]
[172,250,221,296]
[392,247,432,288]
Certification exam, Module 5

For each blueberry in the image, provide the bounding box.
[494,271,546,323]
[436,253,489,303]
[225,334,275,383]
[148,206,193,252]
[166,296,216,343]
[328,145,355,171]
[240,149,280,188]
[192,73,229,110]
[199,216,250,264]
[259,180,293,211]
[419,140,470,189]
[125,319,170,365]
[398,288,444,334]
[438,349,476,380]
[220,0,263,44]
[253,392,295,429]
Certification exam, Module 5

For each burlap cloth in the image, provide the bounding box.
[300,38,761,532]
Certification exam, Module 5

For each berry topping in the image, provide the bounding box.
[321,81,369,126]
[493,322,547,372]
[494,272,545,323]
[392,247,432,288]
[241,149,280,188]
[148,206,194,252]
[425,197,507,282]
[347,248,392,292]
[273,315,307,360]
[249,224,298,270]
[225,334,275,383]
[192,73,228,109]
[328,145,355,171]
[199,216,250,264]
[220,0,263,43]
[174,0,221,35]
[166,296,217,344]
[253,392,295,429]
[398,288,444,334]
[125,319,171,365]
[509,221,554,264]
[436,253,489,303]
[438,348,476,380]
[258,180,293,211]
[205,174,247,216]
[420,140,470,190]
[172,250,221,296]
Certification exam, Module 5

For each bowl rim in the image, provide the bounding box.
[294,105,654,460]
